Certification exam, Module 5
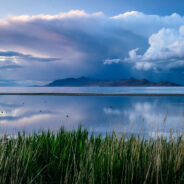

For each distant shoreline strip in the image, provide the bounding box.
[0,93,183,96]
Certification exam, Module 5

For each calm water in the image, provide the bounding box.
[0,87,184,94]
[0,87,183,137]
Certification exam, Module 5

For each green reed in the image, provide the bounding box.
[0,127,183,184]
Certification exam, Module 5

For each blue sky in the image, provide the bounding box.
[1,0,184,17]
[0,0,184,84]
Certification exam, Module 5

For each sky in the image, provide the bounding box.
[0,0,184,85]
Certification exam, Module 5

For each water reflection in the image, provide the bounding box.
[0,87,184,94]
[0,95,183,137]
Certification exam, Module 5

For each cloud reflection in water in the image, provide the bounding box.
[0,96,183,137]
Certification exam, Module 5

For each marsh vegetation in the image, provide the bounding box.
[0,128,183,184]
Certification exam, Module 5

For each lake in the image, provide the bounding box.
[0,86,184,94]
[0,87,183,137]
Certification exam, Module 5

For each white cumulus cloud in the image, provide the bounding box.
[125,25,184,70]
[112,11,184,37]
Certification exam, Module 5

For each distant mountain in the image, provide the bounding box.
[46,77,181,87]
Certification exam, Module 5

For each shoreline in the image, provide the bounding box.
[0,92,183,96]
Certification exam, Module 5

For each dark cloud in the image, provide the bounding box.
[0,51,59,62]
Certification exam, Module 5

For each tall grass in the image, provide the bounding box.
[0,128,183,184]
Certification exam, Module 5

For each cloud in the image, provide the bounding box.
[0,64,23,70]
[0,50,59,74]
[125,26,184,70]
[103,58,121,64]
[0,10,147,80]
[5,10,103,22]
[111,11,184,37]
[0,10,183,82]
[0,50,59,63]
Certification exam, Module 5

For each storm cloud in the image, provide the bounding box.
[0,10,184,83]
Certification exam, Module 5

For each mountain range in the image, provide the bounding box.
[46,77,181,87]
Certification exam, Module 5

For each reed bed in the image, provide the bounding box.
[0,128,183,184]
